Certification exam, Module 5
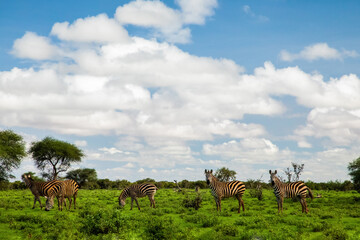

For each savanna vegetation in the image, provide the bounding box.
[1,187,359,240]
[1,131,360,239]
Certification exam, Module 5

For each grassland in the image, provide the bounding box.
[0,188,359,239]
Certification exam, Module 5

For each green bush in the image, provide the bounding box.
[182,192,202,210]
[143,216,188,240]
[80,208,130,235]
[324,226,348,240]
[215,223,238,236]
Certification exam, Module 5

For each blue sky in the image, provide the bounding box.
[1,0,359,182]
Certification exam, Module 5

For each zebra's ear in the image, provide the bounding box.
[269,170,272,174]
[274,170,277,174]
[210,169,213,174]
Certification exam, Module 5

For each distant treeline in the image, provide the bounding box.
[0,178,356,192]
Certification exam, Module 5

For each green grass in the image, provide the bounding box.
[0,189,359,239]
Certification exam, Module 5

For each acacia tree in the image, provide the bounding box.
[0,130,26,180]
[29,137,84,180]
[348,157,360,191]
[214,167,237,182]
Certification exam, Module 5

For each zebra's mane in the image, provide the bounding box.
[272,174,285,186]
[119,187,130,200]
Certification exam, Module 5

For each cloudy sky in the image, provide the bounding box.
[1,0,360,182]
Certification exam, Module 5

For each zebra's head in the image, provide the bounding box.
[204,169,214,185]
[119,196,126,207]
[269,170,278,186]
[45,196,55,211]
[21,174,32,186]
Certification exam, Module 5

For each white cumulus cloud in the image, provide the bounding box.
[12,32,59,60]
[115,0,218,43]
[280,43,358,62]
[51,14,131,43]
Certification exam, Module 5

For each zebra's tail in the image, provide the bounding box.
[307,187,314,199]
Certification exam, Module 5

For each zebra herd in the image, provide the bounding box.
[22,174,79,211]
[22,169,314,214]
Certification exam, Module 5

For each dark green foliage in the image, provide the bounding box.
[0,130,26,181]
[143,216,188,240]
[247,179,264,200]
[11,181,27,190]
[215,223,238,236]
[324,226,348,240]
[136,178,156,184]
[80,208,130,235]
[348,157,360,191]
[184,213,220,227]
[182,192,202,210]
[28,137,84,180]
[214,167,236,182]
[66,168,97,188]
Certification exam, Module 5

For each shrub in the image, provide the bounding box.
[81,208,130,235]
[324,226,348,240]
[184,213,219,227]
[215,223,238,236]
[182,193,202,210]
[143,216,188,240]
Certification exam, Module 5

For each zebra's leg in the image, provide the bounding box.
[33,197,37,209]
[241,198,245,212]
[148,195,152,207]
[68,197,72,210]
[218,198,222,212]
[61,196,65,211]
[130,198,134,210]
[134,198,141,210]
[301,198,309,213]
[235,195,242,213]
[33,196,41,209]
[277,196,282,214]
[73,192,77,209]
[149,195,156,208]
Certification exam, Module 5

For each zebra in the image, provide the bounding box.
[45,179,79,211]
[118,183,157,210]
[22,174,64,210]
[204,169,246,213]
[269,170,314,214]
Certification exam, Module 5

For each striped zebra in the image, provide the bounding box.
[119,183,157,210]
[22,174,64,210]
[45,179,79,211]
[269,170,314,213]
[204,169,246,213]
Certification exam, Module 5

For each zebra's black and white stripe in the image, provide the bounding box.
[45,179,79,211]
[269,170,314,213]
[204,169,246,213]
[22,174,64,210]
[119,183,157,210]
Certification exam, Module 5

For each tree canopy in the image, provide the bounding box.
[0,130,26,181]
[66,168,97,187]
[348,157,360,191]
[28,137,84,180]
[214,167,237,182]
